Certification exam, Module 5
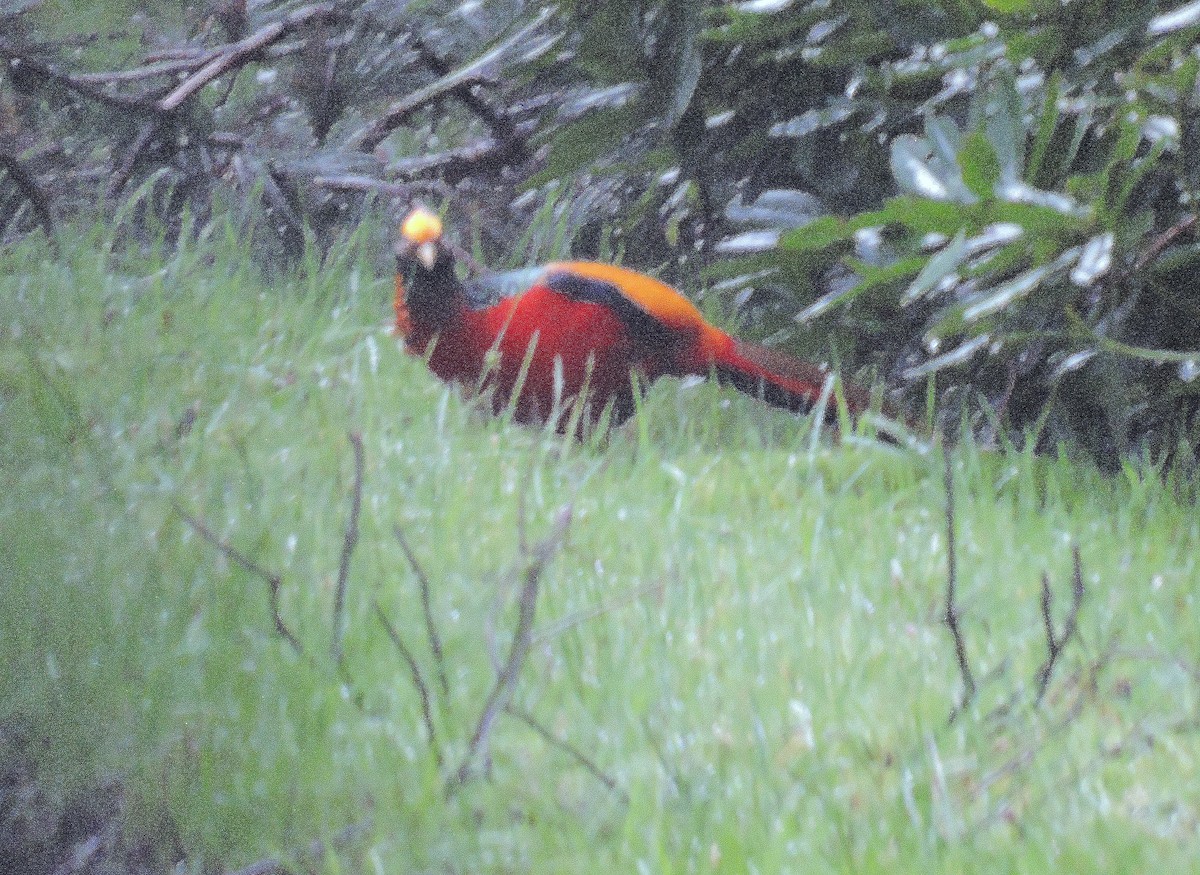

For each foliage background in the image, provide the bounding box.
[3,0,1200,467]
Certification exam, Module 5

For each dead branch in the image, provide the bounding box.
[393,524,450,698]
[158,2,338,113]
[1034,545,1085,704]
[173,501,303,654]
[332,432,364,667]
[2,51,159,113]
[447,503,573,794]
[71,51,222,85]
[1132,213,1198,274]
[532,578,666,646]
[386,128,535,184]
[373,599,442,769]
[409,33,524,160]
[943,449,975,720]
[506,705,626,802]
[352,7,553,153]
[0,153,56,248]
[106,120,162,201]
[311,174,455,204]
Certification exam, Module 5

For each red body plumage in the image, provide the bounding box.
[393,209,867,431]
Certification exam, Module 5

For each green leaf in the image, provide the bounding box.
[777,216,854,253]
[961,263,1053,323]
[1026,72,1063,186]
[902,333,993,379]
[658,0,704,126]
[979,0,1034,11]
[795,255,925,322]
[528,103,642,185]
[853,197,977,236]
[903,230,969,304]
[890,134,975,203]
[983,68,1024,182]
[959,132,1001,201]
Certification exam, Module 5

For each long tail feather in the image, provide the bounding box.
[713,338,871,419]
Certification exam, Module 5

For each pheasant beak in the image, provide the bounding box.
[416,240,438,271]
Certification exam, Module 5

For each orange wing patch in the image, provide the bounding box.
[547,261,706,334]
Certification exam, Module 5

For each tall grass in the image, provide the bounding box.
[2,224,1197,872]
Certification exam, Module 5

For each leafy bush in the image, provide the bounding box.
[2,0,1199,465]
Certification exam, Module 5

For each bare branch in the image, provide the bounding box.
[2,51,159,113]
[72,51,222,85]
[352,8,553,153]
[332,432,364,667]
[1131,213,1198,274]
[943,449,975,720]
[386,129,535,184]
[1034,545,1085,704]
[373,599,442,769]
[173,502,303,654]
[311,173,454,203]
[448,503,572,793]
[0,154,56,249]
[506,705,626,802]
[394,524,449,698]
[106,120,161,201]
[408,33,525,160]
[158,3,338,112]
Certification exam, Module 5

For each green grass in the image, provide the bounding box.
[2,224,1198,873]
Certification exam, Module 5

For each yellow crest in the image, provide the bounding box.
[401,208,443,245]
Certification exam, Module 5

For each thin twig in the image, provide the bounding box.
[311,173,454,203]
[373,599,443,769]
[72,51,222,85]
[0,154,57,249]
[158,3,337,112]
[173,501,303,654]
[393,524,450,698]
[352,8,553,152]
[2,51,159,113]
[447,503,572,794]
[386,129,535,183]
[1131,213,1197,274]
[106,120,161,201]
[409,33,524,158]
[332,431,364,667]
[532,577,666,646]
[943,448,975,720]
[1034,545,1085,704]
[506,705,627,802]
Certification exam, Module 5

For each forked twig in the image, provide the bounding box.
[331,432,364,666]
[0,154,56,248]
[394,524,450,698]
[158,3,338,112]
[1034,545,1085,704]
[173,502,302,654]
[506,705,626,802]
[373,599,442,768]
[352,8,553,152]
[447,503,572,793]
[943,449,975,720]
